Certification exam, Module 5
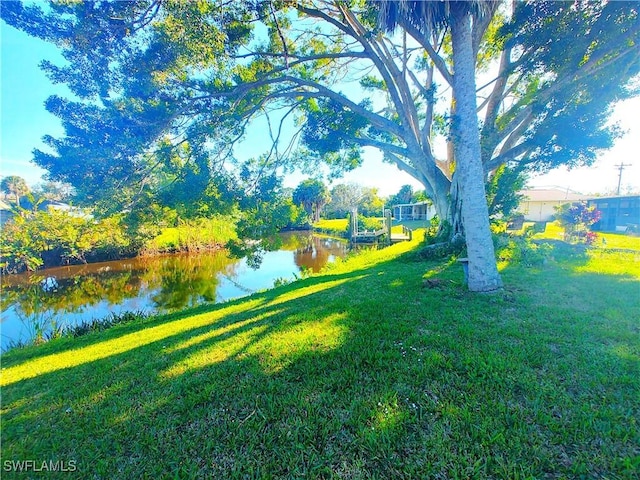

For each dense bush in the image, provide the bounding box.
[346,213,384,238]
[497,236,553,267]
[1,209,130,273]
[142,215,238,254]
[555,202,601,245]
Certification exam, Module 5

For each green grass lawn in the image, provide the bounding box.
[313,218,349,235]
[520,221,640,251]
[2,232,639,479]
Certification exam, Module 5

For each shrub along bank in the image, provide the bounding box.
[1,231,638,478]
[0,209,237,274]
[0,209,132,273]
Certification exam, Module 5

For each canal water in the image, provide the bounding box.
[0,232,348,350]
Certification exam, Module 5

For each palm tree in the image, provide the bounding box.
[377,0,502,292]
[293,179,331,223]
[0,175,29,208]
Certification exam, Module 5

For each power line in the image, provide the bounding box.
[614,163,632,195]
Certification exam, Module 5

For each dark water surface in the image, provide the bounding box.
[0,232,347,350]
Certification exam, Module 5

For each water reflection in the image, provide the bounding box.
[0,232,347,350]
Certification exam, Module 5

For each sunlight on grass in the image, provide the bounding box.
[269,277,362,306]
[610,344,640,363]
[161,312,348,378]
[0,278,357,386]
[246,312,349,373]
[599,231,640,250]
[532,221,640,251]
[314,218,348,233]
[3,231,638,479]
[0,302,244,386]
[160,324,271,379]
[531,221,564,240]
[163,311,283,355]
[369,397,407,433]
[573,251,640,276]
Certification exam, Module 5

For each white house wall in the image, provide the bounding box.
[517,201,559,222]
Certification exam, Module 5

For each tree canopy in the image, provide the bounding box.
[325,183,384,218]
[1,175,30,207]
[292,178,331,223]
[3,1,636,203]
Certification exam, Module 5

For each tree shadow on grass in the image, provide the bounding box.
[0,264,379,369]
[2,253,427,476]
[2,242,639,479]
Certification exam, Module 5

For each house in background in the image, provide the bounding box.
[587,195,640,232]
[391,201,437,222]
[516,188,588,222]
[0,199,84,226]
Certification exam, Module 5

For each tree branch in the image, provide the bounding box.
[335,4,421,150]
[349,136,412,159]
[402,21,453,86]
[485,138,536,172]
[253,80,405,139]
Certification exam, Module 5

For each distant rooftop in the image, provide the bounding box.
[586,194,640,200]
[519,188,588,202]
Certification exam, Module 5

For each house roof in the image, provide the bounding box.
[519,188,587,203]
[391,201,431,207]
[587,194,640,201]
[0,199,12,211]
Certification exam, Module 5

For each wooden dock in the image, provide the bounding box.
[350,215,412,245]
[351,228,386,244]
[390,225,412,243]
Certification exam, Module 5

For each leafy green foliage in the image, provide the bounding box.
[0,209,130,273]
[142,216,238,254]
[358,215,383,232]
[2,0,637,280]
[292,179,331,223]
[417,219,466,260]
[486,165,527,219]
[494,1,639,172]
[0,215,46,273]
[0,0,254,213]
[496,236,553,267]
[346,212,384,239]
[387,184,415,206]
[299,98,368,174]
[1,175,29,206]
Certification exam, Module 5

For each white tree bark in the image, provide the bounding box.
[450,10,503,292]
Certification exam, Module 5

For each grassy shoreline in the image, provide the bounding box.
[1,231,639,479]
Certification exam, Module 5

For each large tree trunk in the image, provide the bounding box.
[450,10,502,292]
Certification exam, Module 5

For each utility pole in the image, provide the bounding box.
[614,163,631,195]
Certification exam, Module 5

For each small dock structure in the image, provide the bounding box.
[350,210,412,245]
[390,224,412,243]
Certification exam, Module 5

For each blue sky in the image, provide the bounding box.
[1,20,639,197]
